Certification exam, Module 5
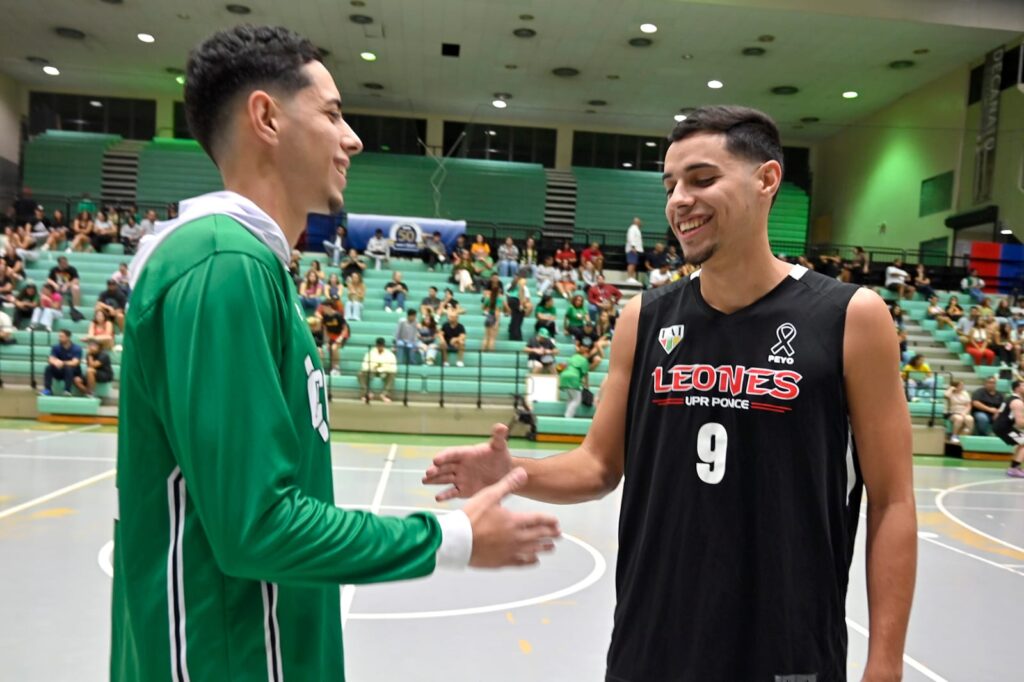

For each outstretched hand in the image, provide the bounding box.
[423,423,514,502]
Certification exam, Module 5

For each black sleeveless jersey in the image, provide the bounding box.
[607,265,863,682]
[992,395,1021,436]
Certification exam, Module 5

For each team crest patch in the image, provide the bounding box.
[658,325,685,354]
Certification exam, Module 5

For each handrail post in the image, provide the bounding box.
[477,348,482,409]
[30,327,37,390]
[439,348,445,408]
[403,348,411,407]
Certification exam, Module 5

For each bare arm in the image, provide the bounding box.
[844,289,917,680]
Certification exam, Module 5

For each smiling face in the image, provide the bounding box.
[274,61,363,215]
[663,132,781,267]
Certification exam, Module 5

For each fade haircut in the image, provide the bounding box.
[669,105,784,179]
[184,25,322,163]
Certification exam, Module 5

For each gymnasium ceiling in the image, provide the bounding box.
[0,0,1021,141]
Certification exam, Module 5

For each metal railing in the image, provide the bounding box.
[904,370,955,429]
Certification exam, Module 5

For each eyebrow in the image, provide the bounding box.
[662,162,720,180]
[325,98,343,110]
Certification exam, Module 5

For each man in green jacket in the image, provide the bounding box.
[112,25,560,682]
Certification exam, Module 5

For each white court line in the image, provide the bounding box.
[25,424,102,443]
[918,535,1024,577]
[935,480,1024,555]
[0,453,115,463]
[0,468,115,520]
[939,489,1024,496]
[341,443,398,627]
[845,618,947,682]
[331,465,421,474]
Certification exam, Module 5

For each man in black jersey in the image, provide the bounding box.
[425,105,917,681]
[991,380,1024,478]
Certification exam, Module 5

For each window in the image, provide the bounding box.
[442,122,555,166]
[28,92,155,139]
[572,131,667,171]
[343,114,426,155]
[173,101,191,139]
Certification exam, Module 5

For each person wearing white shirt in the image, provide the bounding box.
[359,336,398,402]
[323,226,347,266]
[365,228,391,270]
[535,255,559,296]
[961,268,985,304]
[649,263,673,288]
[884,257,914,300]
[625,217,644,284]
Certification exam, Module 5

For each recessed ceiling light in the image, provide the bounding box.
[505,64,517,70]
[842,91,859,99]
[913,48,930,55]
[43,66,60,76]
[363,82,384,90]
[90,100,103,108]
[552,67,580,77]
[629,37,653,47]
[674,114,687,122]
[640,23,658,34]
[175,75,185,85]
[645,141,657,147]
[225,3,250,14]
[622,162,633,168]
[800,116,820,123]
[707,80,724,89]
[1001,229,1013,235]
[360,52,377,62]
[486,130,497,136]
[26,56,49,65]
[492,100,508,109]
[519,14,534,20]
[742,47,766,56]
[681,54,694,60]
[513,28,536,38]
[889,60,915,69]
[758,34,775,42]
[588,99,608,106]
[54,27,86,40]
[771,85,799,95]
[349,14,374,24]
[606,74,620,80]
[137,33,155,43]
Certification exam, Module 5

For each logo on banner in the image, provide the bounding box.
[658,325,685,355]
[389,221,424,255]
[768,322,797,365]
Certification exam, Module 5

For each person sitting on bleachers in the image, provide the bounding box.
[119,213,144,255]
[926,295,953,329]
[470,234,491,261]
[534,294,557,337]
[308,260,326,282]
[650,263,673,288]
[437,288,465,317]
[82,309,116,351]
[74,340,113,398]
[42,209,69,252]
[559,337,591,419]
[358,337,398,403]
[365,228,391,270]
[0,309,14,345]
[12,282,38,330]
[971,376,1004,435]
[884,257,914,300]
[2,242,24,283]
[298,270,324,315]
[961,269,985,304]
[978,297,995,319]
[139,209,159,236]
[563,293,590,338]
[47,256,82,308]
[587,274,622,323]
[994,299,1012,324]
[323,226,349,266]
[395,309,420,365]
[535,255,558,297]
[555,240,577,272]
[30,283,63,332]
[420,231,448,271]
[450,250,476,293]
[439,312,467,368]
[901,354,934,400]
[419,286,441,317]
[322,273,343,302]
[519,236,539,277]
[40,329,82,397]
[96,279,128,332]
[580,260,598,290]
[340,248,366,283]
[580,242,604,274]
[555,267,578,300]
[0,261,16,304]
[665,244,682,271]
[497,237,520,278]
[287,249,302,285]
[993,321,1019,366]
[966,317,995,366]
[525,327,558,374]
[25,205,51,250]
[317,295,349,375]
[913,264,936,300]
[90,210,118,253]
[955,305,980,345]
[944,380,974,444]
[645,242,669,277]
[571,318,608,371]
[470,249,496,288]
[449,234,468,261]
[68,211,94,253]
[418,309,439,365]
[383,271,409,313]
[110,262,132,299]
[944,295,964,322]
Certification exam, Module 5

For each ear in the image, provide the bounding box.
[757,160,783,200]
[246,90,281,147]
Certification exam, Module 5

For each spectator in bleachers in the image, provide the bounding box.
[597,309,615,338]
[383,271,409,313]
[901,354,934,400]
[534,294,557,337]
[166,203,178,220]
[955,305,980,345]
[324,273,343,301]
[796,255,815,271]
[30,283,63,331]
[3,242,24,282]
[0,262,14,305]
[0,203,14,231]
[497,237,520,278]
[555,267,578,299]
[139,209,159,236]
[885,258,914,300]
[308,259,326,282]
[82,309,115,351]
[119,213,145,254]
[665,244,682,271]
[564,293,590,338]
[91,210,118,252]
[287,249,302,285]
[506,274,532,341]
[524,327,558,374]
[437,288,465,317]
[42,209,69,252]
[420,286,441,316]
[418,309,439,365]
[449,234,467,261]
[848,246,870,285]
[298,270,324,315]
[470,250,496,288]
[961,269,985,304]
[944,380,974,444]
[470,234,491,261]
[365,228,391,270]
[481,284,508,352]
[559,337,591,419]
[323,226,349,266]
[650,263,673,288]
[646,242,668,276]
[580,241,604,274]
[449,251,474,293]
[571,318,609,371]
[340,248,366,283]
[75,340,113,397]
[519,236,539,277]
[47,256,81,308]
[944,296,964,326]
[580,260,598,290]
[12,282,38,329]
[816,253,842,279]
[96,279,128,332]
[317,295,349,374]
[890,304,905,331]
[0,309,14,345]
[994,299,1012,324]
[978,297,994,318]
[420,231,448,271]
[359,337,397,403]
[966,317,995,366]
[555,240,577,271]
[68,211,94,252]
[971,376,1003,435]
[40,329,82,396]
[486,273,505,294]
[25,205,51,249]
[395,309,420,365]
[111,262,132,298]
[625,217,644,285]
[913,264,936,300]
[926,295,954,329]
[439,312,467,368]
[535,255,558,297]
[995,321,1020,366]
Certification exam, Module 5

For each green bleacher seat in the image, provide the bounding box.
[536,416,591,436]
[23,131,121,199]
[958,435,1013,454]
[137,138,221,205]
[37,395,101,416]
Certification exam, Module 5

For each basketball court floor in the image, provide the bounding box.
[0,422,1019,681]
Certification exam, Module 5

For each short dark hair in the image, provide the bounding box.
[1014,380,1023,391]
[375,337,386,346]
[669,105,783,175]
[184,25,321,162]
[58,329,71,339]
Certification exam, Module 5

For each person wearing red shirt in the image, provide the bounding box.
[587,273,622,320]
[555,239,578,271]
[580,241,604,273]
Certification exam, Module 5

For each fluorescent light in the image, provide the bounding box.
[486,130,497,136]
[137,33,155,43]
[673,114,687,122]
[491,99,508,109]
[360,52,377,62]
[89,100,102,108]
[43,66,60,76]
[645,141,657,147]
[175,75,185,85]
[622,162,633,168]
[640,23,658,34]
[707,80,724,89]
[1001,229,1013,235]
[842,91,859,99]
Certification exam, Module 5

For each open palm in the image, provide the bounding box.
[422,423,514,501]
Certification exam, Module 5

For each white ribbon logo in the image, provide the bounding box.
[771,323,797,357]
